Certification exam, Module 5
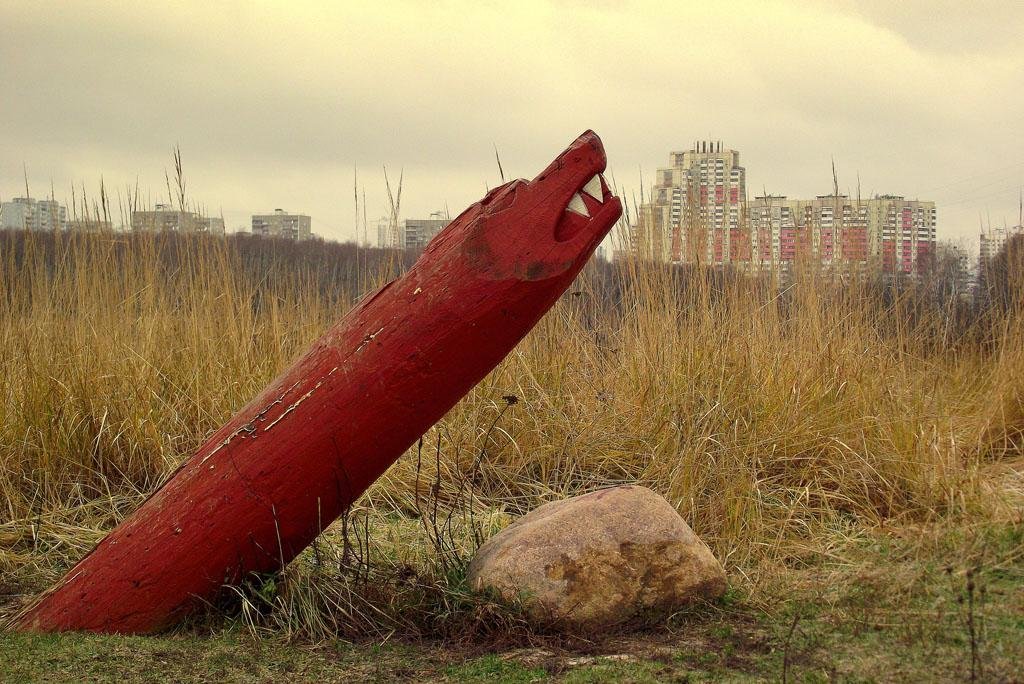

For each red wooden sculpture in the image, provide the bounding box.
[14,130,621,634]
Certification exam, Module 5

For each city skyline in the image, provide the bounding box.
[2,2,1023,247]
[632,141,938,275]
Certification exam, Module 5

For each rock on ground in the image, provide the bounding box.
[466,485,726,629]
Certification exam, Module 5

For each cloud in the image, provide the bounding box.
[2,0,1022,244]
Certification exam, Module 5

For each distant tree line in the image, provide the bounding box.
[2,227,1020,353]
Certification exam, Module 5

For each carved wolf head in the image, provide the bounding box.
[426,130,622,282]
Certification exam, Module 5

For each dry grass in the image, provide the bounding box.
[1,225,1022,641]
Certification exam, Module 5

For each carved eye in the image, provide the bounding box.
[481,180,521,215]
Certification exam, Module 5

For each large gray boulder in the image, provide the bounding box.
[466,485,726,628]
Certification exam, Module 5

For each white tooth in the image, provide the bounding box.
[566,193,590,217]
[582,175,603,202]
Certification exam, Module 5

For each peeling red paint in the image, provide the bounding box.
[14,130,621,634]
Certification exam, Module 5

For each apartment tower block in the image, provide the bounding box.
[251,209,311,241]
[0,197,68,232]
[636,140,746,265]
[635,141,936,276]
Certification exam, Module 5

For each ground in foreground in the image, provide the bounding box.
[4,521,1023,683]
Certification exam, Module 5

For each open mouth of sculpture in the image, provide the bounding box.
[554,171,615,242]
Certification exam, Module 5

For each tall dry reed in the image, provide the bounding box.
[1,227,1021,633]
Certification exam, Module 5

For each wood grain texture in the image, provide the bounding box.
[15,130,622,634]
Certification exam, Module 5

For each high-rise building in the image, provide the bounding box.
[871,195,937,275]
[980,224,1023,263]
[634,141,746,265]
[377,212,450,250]
[376,216,397,249]
[933,241,974,298]
[747,195,806,271]
[133,204,200,232]
[0,197,68,231]
[251,209,311,241]
[402,212,449,250]
[747,194,935,275]
[634,142,936,276]
[132,204,224,234]
[201,216,226,235]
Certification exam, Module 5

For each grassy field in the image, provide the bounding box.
[1,227,1022,681]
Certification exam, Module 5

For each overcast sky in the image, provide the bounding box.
[2,1,1022,248]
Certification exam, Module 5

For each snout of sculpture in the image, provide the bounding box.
[457,130,622,282]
